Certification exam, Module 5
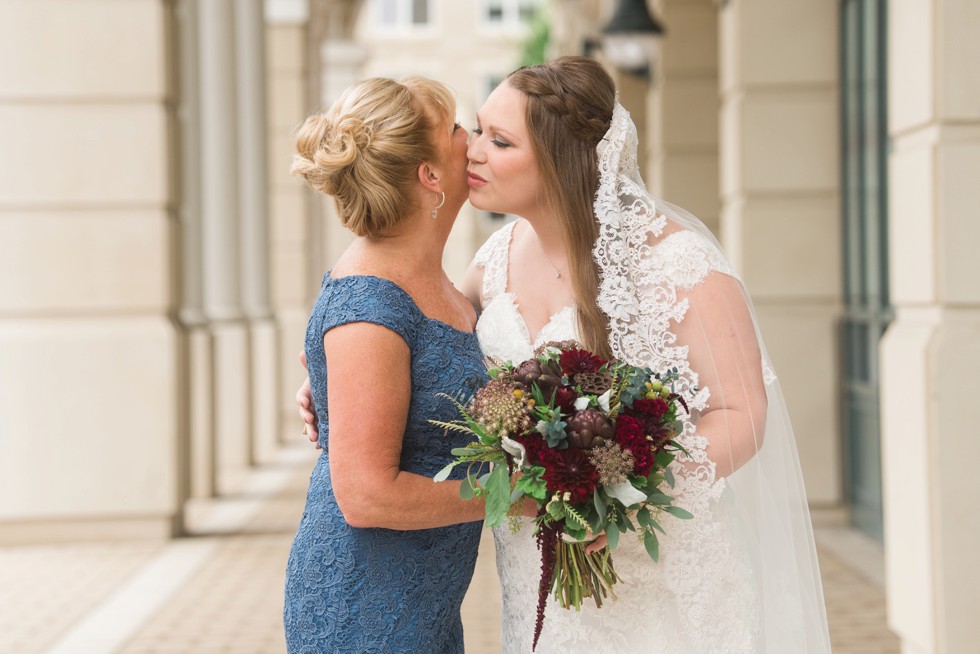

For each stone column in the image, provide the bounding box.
[0,0,182,542]
[266,0,317,443]
[198,0,253,489]
[718,0,843,507]
[175,0,216,500]
[236,0,279,465]
[881,2,980,652]
[649,0,720,234]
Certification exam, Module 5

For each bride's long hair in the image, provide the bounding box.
[507,57,616,359]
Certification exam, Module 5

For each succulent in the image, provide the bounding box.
[565,408,614,449]
[513,357,564,403]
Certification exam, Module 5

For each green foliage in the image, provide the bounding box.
[514,465,548,500]
[518,9,550,68]
[483,464,513,528]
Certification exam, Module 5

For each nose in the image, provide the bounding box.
[467,135,485,164]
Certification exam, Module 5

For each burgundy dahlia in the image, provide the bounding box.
[558,348,606,376]
[540,448,600,504]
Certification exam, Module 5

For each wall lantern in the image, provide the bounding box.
[593,0,666,78]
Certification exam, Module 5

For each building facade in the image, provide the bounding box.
[1,1,977,652]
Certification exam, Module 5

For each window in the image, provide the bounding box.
[484,0,540,28]
[377,0,430,28]
[840,0,890,542]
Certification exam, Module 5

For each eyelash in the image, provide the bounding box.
[453,122,462,132]
[472,128,511,149]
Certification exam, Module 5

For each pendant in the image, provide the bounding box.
[555,270,561,279]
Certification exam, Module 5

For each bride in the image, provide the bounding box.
[463,56,830,653]
[300,56,832,653]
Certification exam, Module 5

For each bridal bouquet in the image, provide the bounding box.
[433,341,693,650]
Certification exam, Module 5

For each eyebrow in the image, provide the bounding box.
[474,113,519,142]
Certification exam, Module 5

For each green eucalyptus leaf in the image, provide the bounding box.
[593,488,607,526]
[459,476,476,500]
[643,529,660,562]
[665,505,694,520]
[483,464,512,528]
[646,492,673,505]
[636,507,652,529]
[606,520,620,551]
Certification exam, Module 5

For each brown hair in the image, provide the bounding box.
[507,57,616,358]
[291,77,455,238]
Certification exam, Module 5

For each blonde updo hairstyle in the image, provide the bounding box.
[291,77,456,238]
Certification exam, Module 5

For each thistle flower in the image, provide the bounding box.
[588,441,636,485]
[471,378,532,437]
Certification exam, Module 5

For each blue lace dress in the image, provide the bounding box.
[284,275,486,654]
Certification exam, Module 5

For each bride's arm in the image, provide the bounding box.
[672,272,768,479]
[323,322,486,530]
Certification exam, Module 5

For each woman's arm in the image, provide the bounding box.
[673,272,768,479]
[323,321,485,530]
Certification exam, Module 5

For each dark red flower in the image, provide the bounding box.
[512,432,548,466]
[630,398,669,419]
[622,398,670,445]
[558,349,606,376]
[614,414,644,443]
[540,448,600,504]
[552,385,578,414]
[614,414,656,476]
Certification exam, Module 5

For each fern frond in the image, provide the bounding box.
[563,504,589,530]
[428,419,477,436]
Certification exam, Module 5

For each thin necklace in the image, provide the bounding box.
[536,238,564,279]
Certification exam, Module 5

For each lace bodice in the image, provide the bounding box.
[474,221,578,363]
[474,222,762,654]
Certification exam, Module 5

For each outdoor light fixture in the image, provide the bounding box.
[595,0,665,77]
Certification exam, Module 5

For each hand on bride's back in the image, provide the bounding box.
[296,352,319,447]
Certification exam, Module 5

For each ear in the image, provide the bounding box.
[417,160,443,195]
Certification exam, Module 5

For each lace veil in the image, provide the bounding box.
[594,103,832,652]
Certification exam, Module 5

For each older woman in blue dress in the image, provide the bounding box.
[283,77,489,653]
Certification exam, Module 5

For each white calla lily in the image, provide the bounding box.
[574,397,591,412]
[598,390,612,414]
[501,436,527,469]
[605,481,647,507]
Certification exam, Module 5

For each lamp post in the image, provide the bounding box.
[596,0,666,78]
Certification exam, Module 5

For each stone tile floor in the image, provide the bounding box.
[0,443,900,653]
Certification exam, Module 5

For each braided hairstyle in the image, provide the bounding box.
[507,57,616,359]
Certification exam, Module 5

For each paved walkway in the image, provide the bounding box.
[0,443,900,654]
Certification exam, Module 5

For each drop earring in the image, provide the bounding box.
[431,191,446,219]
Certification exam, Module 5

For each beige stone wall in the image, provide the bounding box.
[881,2,980,652]
[0,0,183,542]
[718,0,842,506]
[265,16,316,445]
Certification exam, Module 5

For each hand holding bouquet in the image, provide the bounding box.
[433,342,693,650]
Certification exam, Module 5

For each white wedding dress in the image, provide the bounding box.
[474,216,830,653]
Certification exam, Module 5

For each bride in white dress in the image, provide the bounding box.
[460,57,832,653]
